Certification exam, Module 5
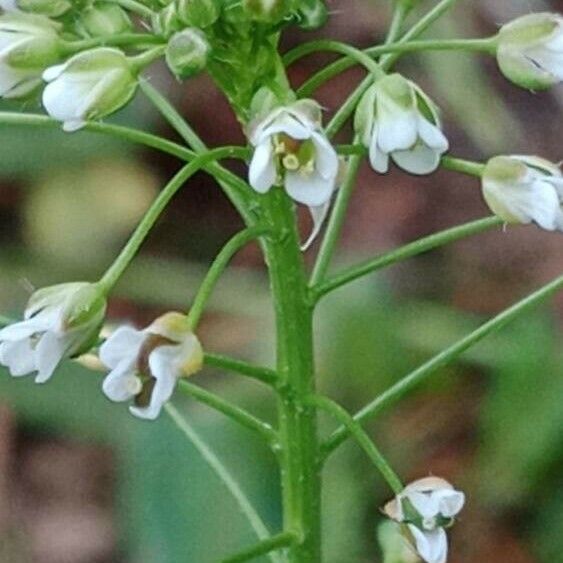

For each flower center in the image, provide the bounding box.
[273,133,316,176]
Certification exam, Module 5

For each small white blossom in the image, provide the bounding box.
[100,312,203,420]
[0,12,61,98]
[42,47,138,132]
[355,73,449,175]
[0,282,106,383]
[497,13,563,90]
[248,99,339,208]
[482,155,563,231]
[383,477,465,563]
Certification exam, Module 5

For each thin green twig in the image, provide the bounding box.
[221,531,298,563]
[165,404,281,563]
[204,353,278,386]
[307,395,403,494]
[322,273,563,457]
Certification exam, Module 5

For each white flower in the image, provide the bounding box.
[383,477,465,563]
[100,312,203,420]
[0,282,106,383]
[355,73,449,175]
[248,99,339,208]
[497,13,563,90]
[482,155,563,231]
[0,12,60,98]
[42,47,138,132]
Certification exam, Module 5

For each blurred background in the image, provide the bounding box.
[0,0,562,561]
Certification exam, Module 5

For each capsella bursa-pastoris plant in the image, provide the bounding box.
[0,1,562,561]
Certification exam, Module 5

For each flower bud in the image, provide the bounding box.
[497,12,563,90]
[151,3,181,38]
[0,282,107,383]
[0,13,61,98]
[76,2,132,37]
[242,0,292,23]
[42,47,138,132]
[165,27,209,79]
[175,0,219,28]
[481,155,563,231]
[296,0,327,30]
[4,0,71,17]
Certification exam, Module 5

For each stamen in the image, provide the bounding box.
[283,154,300,171]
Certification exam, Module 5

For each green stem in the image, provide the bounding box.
[442,156,486,177]
[177,380,278,445]
[314,217,502,300]
[386,1,411,45]
[204,353,278,387]
[187,227,269,329]
[307,395,403,494]
[261,188,321,562]
[165,404,281,563]
[284,40,385,78]
[61,33,162,54]
[115,0,155,17]
[129,46,166,72]
[139,80,257,225]
[98,146,248,292]
[323,0,463,137]
[222,531,298,563]
[309,151,363,285]
[323,273,563,457]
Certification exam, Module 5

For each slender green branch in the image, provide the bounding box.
[204,353,278,386]
[314,217,502,301]
[222,531,298,563]
[323,273,563,457]
[324,0,462,137]
[187,227,269,328]
[165,404,281,563]
[442,156,486,177]
[61,33,162,55]
[307,395,403,494]
[129,46,166,72]
[177,380,278,445]
[309,152,363,286]
[385,1,411,45]
[139,80,257,225]
[114,0,154,18]
[283,40,384,78]
[99,146,248,292]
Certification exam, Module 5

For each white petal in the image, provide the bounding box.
[377,109,418,153]
[436,490,465,518]
[284,170,335,207]
[34,331,66,383]
[248,140,276,193]
[417,117,449,151]
[0,318,43,342]
[369,125,390,173]
[408,525,448,563]
[407,491,441,519]
[102,358,141,402]
[392,144,442,175]
[42,63,66,82]
[310,132,339,180]
[0,339,36,377]
[302,201,331,251]
[99,326,144,369]
[130,345,179,420]
[254,113,311,145]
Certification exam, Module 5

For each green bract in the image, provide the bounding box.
[15,0,71,17]
[76,2,132,37]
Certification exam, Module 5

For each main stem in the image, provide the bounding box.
[261,188,321,562]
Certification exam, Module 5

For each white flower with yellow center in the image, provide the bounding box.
[497,13,563,90]
[0,282,106,383]
[248,99,339,207]
[482,155,563,231]
[100,312,203,420]
[383,477,465,563]
[355,73,449,175]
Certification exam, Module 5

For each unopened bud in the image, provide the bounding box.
[77,2,132,37]
[296,0,327,30]
[175,0,219,28]
[242,0,292,23]
[165,28,209,78]
[10,0,71,17]
[151,3,181,38]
